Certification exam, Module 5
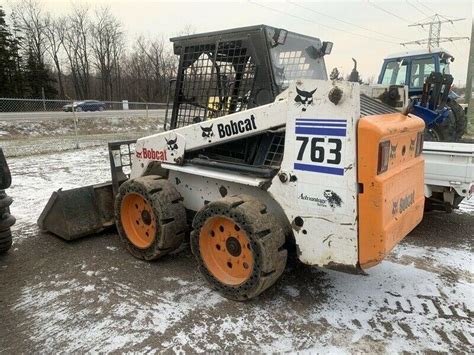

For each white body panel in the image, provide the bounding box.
[423,141,474,200]
[267,81,359,267]
[131,80,360,267]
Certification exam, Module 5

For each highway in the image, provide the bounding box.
[0,109,167,122]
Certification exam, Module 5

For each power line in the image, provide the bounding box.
[406,0,430,18]
[248,1,398,44]
[366,0,411,24]
[416,0,433,13]
[288,1,404,41]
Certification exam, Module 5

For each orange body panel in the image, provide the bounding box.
[358,113,425,269]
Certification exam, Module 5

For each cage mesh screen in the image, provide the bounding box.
[263,132,285,167]
[276,51,313,83]
[175,40,257,128]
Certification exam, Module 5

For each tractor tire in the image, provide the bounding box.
[447,100,467,140]
[424,111,456,142]
[0,213,15,230]
[115,175,187,261]
[0,229,13,253]
[191,195,287,301]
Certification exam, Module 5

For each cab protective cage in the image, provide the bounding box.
[164,24,331,169]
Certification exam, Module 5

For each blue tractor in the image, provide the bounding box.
[378,48,466,141]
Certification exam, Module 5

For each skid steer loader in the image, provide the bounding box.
[39,25,425,300]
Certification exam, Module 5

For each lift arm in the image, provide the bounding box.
[131,91,290,178]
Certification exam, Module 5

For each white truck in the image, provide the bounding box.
[424,141,474,212]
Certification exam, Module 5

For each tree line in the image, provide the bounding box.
[0,0,178,102]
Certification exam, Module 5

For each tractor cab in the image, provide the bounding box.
[378,48,453,97]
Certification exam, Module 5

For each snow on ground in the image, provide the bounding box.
[2,145,473,353]
[7,146,111,240]
[459,195,474,214]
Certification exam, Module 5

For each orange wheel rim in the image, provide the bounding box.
[199,216,254,286]
[121,193,157,249]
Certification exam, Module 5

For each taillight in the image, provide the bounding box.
[415,131,423,157]
[377,140,390,175]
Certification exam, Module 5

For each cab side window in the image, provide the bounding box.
[410,57,435,88]
[381,60,407,86]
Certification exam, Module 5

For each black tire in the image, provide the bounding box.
[424,111,456,142]
[447,100,467,140]
[115,176,187,261]
[0,195,13,209]
[0,229,13,253]
[191,195,287,301]
[0,213,15,231]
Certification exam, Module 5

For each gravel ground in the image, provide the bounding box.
[0,145,473,353]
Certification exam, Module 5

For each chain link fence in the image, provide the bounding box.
[0,97,167,113]
[0,98,170,157]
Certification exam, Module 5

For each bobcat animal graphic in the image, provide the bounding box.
[294,87,317,112]
[165,136,178,151]
[200,124,214,139]
[324,190,342,209]
[390,144,398,159]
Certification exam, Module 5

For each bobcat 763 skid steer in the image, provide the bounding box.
[39,25,425,300]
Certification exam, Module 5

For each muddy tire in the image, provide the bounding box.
[191,195,287,301]
[424,112,456,142]
[447,100,467,140]
[115,175,187,261]
[0,229,13,253]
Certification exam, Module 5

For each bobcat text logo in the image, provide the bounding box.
[137,148,167,161]
[294,87,317,112]
[217,115,257,138]
[398,191,415,214]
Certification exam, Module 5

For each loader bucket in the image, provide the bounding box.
[37,182,115,240]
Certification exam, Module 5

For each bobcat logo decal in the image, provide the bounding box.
[200,124,214,142]
[390,144,398,159]
[165,136,178,155]
[324,190,342,209]
[294,87,317,112]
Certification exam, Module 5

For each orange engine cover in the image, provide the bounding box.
[357,113,425,269]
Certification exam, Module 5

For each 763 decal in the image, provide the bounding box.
[296,137,342,165]
[293,118,346,176]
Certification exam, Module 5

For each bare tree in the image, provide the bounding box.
[14,0,46,64]
[44,15,66,98]
[90,7,124,101]
[62,4,91,98]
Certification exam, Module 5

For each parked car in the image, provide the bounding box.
[63,100,106,112]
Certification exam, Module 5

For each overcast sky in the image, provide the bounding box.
[5,0,473,87]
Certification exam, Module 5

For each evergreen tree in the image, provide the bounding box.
[23,45,57,98]
[0,6,23,97]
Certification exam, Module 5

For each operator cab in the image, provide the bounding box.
[378,48,454,96]
[166,25,332,172]
[167,25,332,129]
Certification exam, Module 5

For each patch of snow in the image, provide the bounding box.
[458,195,473,214]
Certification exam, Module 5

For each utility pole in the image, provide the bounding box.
[401,14,469,49]
[466,21,474,134]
